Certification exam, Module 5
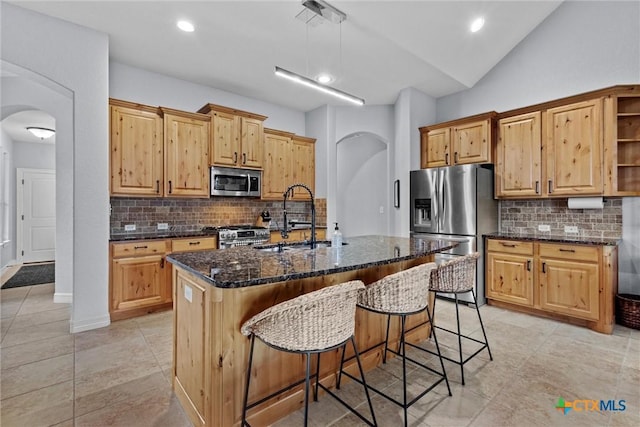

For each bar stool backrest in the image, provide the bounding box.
[240,280,365,352]
[358,262,437,315]
[430,252,480,293]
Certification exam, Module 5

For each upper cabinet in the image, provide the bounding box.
[198,104,267,169]
[161,108,210,198]
[110,100,164,196]
[261,129,316,201]
[419,112,496,168]
[496,86,640,199]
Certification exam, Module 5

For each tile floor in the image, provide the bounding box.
[1,277,638,426]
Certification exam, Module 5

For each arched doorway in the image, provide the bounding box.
[336,132,389,237]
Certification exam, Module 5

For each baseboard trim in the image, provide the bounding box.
[53,292,72,304]
[71,315,110,333]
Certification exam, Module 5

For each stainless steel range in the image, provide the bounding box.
[213,225,270,249]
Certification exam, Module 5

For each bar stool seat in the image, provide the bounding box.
[428,252,493,385]
[240,280,377,427]
[338,262,451,427]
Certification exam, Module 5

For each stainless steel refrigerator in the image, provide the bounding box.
[410,164,498,305]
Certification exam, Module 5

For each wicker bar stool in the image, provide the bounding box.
[338,263,451,427]
[428,252,492,386]
[240,280,377,427]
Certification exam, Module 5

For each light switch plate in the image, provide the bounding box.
[124,224,136,232]
[538,224,551,232]
[564,225,579,233]
[157,223,169,230]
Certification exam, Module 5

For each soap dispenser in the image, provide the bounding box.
[331,222,343,248]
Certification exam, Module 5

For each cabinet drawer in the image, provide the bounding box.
[487,239,533,255]
[112,240,168,258]
[172,237,217,252]
[538,243,599,262]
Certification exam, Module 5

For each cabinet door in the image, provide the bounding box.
[111,255,169,312]
[240,117,264,169]
[424,128,450,168]
[452,119,491,165]
[291,138,315,200]
[110,105,163,196]
[539,258,599,320]
[546,99,603,195]
[165,113,210,197]
[262,132,292,200]
[486,252,533,306]
[496,112,542,197]
[211,111,240,167]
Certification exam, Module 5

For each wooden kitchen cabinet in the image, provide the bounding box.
[162,108,211,198]
[110,240,172,321]
[485,237,618,334]
[486,240,534,307]
[110,99,164,196]
[291,135,316,200]
[495,112,542,197]
[545,99,603,195]
[419,112,496,168]
[198,103,267,169]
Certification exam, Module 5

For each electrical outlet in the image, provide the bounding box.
[124,224,136,232]
[379,206,384,214]
[157,223,169,230]
[538,224,551,232]
[564,225,579,233]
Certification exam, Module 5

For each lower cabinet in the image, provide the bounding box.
[110,236,217,321]
[486,238,617,333]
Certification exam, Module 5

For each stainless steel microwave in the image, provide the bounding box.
[210,166,261,197]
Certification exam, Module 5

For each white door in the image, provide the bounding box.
[17,169,56,263]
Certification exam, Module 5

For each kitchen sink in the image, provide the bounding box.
[253,240,348,252]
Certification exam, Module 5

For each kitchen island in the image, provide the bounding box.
[167,235,456,427]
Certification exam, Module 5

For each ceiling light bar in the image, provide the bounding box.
[26,127,55,139]
[275,66,364,106]
[301,0,346,24]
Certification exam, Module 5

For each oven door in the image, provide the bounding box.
[210,166,261,197]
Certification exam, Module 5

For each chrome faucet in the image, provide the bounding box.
[282,183,316,249]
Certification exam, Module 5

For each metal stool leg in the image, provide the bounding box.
[427,302,452,396]
[471,290,493,360]
[303,352,311,427]
[241,334,256,427]
[314,352,321,401]
[454,293,465,385]
[429,293,437,339]
[350,336,377,426]
[400,315,408,427]
[337,343,347,389]
[383,314,391,363]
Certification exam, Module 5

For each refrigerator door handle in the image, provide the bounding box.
[439,169,446,231]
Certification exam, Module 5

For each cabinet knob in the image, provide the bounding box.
[454,152,459,164]
[168,181,172,194]
[242,153,247,164]
[156,180,160,194]
[189,241,201,246]
[548,180,553,194]
[535,181,540,194]
[559,248,576,253]
[134,245,148,250]
[527,260,531,271]
[445,153,449,165]
[234,152,238,163]
[542,262,546,273]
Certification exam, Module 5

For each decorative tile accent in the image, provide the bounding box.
[110,197,327,235]
[499,199,622,239]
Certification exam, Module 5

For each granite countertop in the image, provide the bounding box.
[110,230,218,242]
[484,232,620,246]
[167,235,456,288]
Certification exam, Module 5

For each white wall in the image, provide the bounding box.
[13,141,55,170]
[2,3,110,332]
[110,62,305,134]
[0,129,14,269]
[435,0,640,293]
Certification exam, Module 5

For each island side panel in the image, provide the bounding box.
[172,255,436,427]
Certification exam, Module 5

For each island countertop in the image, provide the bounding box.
[166,235,456,288]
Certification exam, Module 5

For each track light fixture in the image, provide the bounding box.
[275,67,364,106]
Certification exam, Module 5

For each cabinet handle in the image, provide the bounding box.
[189,241,201,246]
[542,262,546,273]
[535,181,540,194]
[454,152,459,164]
[242,153,247,164]
[234,152,238,163]
[156,180,160,194]
[548,180,553,193]
[527,260,531,271]
[559,248,576,253]
[160,258,165,268]
[500,242,517,248]
[445,153,449,165]
[134,245,148,250]
[168,181,172,194]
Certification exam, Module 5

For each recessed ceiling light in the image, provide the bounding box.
[177,20,195,32]
[316,73,334,84]
[470,17,485,33]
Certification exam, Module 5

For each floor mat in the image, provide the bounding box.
[1,263,55,289]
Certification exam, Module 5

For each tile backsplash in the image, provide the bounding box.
[500,198,622,238]
[110,197,327,236]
